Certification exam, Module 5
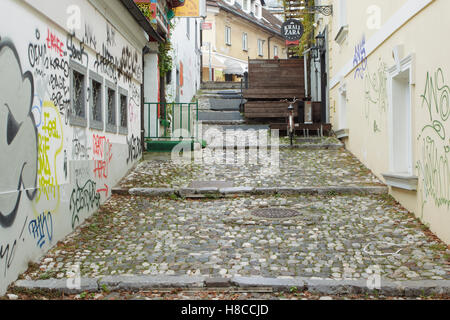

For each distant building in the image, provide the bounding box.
[202,0,287,82]
[264,0,285,22]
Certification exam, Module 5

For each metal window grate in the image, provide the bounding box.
[73,71,85,118]
[92,80,102,122]
[107,88,116,125]
[120,94,128,128]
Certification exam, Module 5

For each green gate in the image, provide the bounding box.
[144,101,200,151]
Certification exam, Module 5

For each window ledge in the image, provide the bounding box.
[335,128,349,139]
[335,25,349,45]
[382,173,418,191]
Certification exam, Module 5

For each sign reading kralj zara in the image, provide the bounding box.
[281,19,304,41]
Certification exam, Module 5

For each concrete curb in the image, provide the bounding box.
[117,186,389,197]
[12,276,450,297]
[201,120,246,125]
[204,144,344,150]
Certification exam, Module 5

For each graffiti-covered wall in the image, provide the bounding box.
[324,0,450,243]
[0,0,146,294]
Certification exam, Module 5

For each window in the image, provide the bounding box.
[242,0,250,12]
[118,87,128,135]
[242,32,248,51]
[257,39,264,57]
[225,26,231,45]
[383,54,417,190]
[274,46,278,57]
[70,61,87,127]
[89,71,103,131]
[105,80,117,133]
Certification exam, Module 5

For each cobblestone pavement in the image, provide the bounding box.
[10,93,450,300]
[21,194,449,282]
[119,148,382,189]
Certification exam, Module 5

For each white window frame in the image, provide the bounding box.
[242,32,248,51]
[273,45,278,57]
[242,0,250,13]
[225,26,232,46]
[257,39,264,57]
[335,0,348,45]
[384,53,417,190]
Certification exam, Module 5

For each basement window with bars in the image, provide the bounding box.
[69,61,87,127]
[118,88,128,135]
[89,71,103,131]
[105,80,117,133]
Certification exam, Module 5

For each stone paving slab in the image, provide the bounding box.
[119,148,383,189]
[20,195,449,283]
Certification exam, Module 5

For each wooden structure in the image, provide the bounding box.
[243,58,305,120]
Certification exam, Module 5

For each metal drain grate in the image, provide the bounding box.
[251,208,302,219]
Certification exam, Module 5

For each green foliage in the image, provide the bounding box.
[159,40,173,77]
[282,0,316,55]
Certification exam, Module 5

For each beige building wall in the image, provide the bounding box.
[321,0,450,243]
[202,6,287,81]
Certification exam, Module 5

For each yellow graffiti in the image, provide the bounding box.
[33,101,63,215]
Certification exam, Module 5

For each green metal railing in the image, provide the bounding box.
[144,101,199,141]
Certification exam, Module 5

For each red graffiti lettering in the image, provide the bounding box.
[46,29,64,57]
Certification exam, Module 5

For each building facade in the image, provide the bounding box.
[203,0,287,81]
[0,0,159,294]
[317,0,450,243]
[166,17,203,103]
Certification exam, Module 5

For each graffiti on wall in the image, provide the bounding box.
[0,41,38,228]
[353,35,367,80]
[93,134,113,181]
[364,59,388,133]
[126,134,142,164]
[36,102,63,205]
[69,179,101,229]
[416,68,450,213]
[28,212,53,249]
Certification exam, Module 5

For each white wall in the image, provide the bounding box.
[166,17,202,103]
[0,0,147,294]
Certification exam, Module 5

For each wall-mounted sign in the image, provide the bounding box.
[281,19,304,41]
[286,40,299,47]
[201,22,212,30]
[174,0,200,17]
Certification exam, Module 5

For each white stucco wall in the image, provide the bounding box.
[0,0,147,294]
[166,17,202,103]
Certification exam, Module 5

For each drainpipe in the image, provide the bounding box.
[142,45,151,153]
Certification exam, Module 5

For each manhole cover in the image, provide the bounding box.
[251,208,302,219]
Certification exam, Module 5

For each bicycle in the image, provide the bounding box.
[282,97,299,146]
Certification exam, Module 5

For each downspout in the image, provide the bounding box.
[141,46,150,153]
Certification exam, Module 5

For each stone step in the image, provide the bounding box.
[13,276,450,297]
[198,111,243,121]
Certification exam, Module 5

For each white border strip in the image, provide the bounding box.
[330,0,434,89]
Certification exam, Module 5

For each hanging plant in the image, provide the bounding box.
[158,40,173,77]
